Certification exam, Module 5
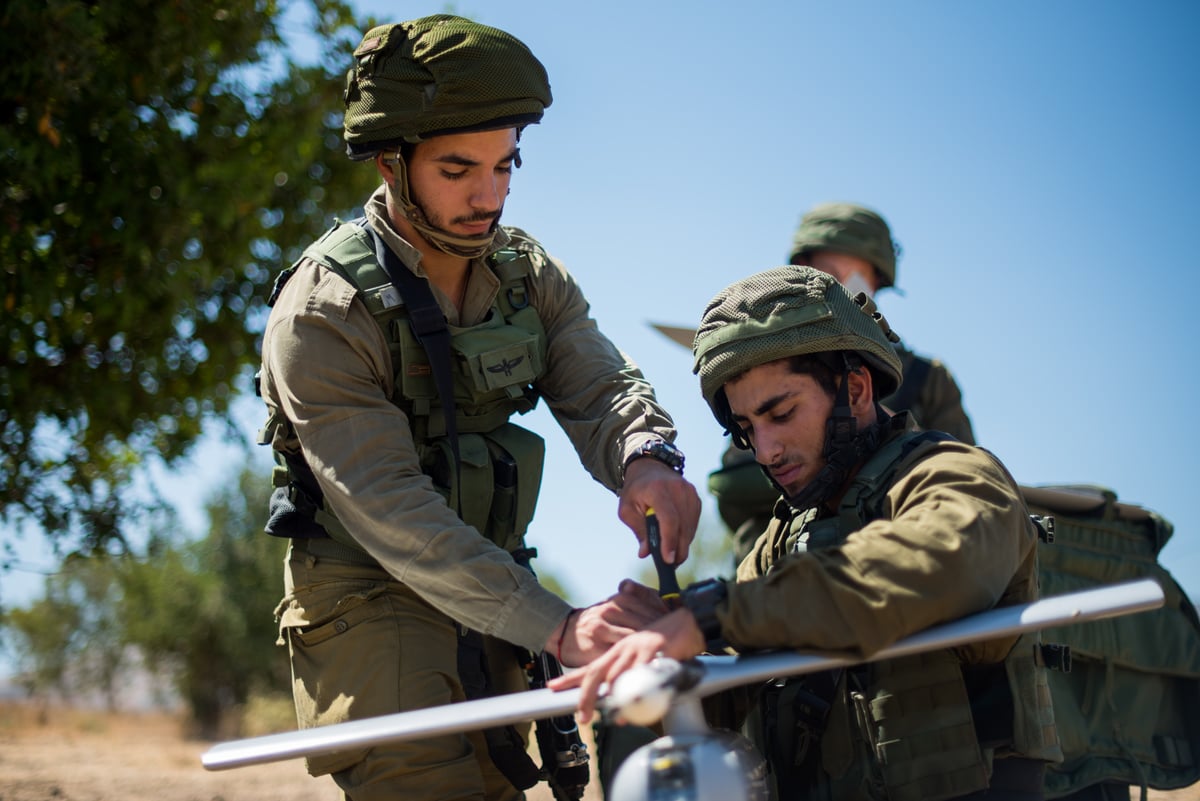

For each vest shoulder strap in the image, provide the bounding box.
[837,426,955,529]
[489,227,541,317]
[266,218,377,306]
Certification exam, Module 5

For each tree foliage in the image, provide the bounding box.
[3,459,289,736]
[0,0,378,554]
[2,552,127,706]
[119,461,288,736]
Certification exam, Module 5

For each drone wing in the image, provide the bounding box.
[202,578,1164,771]
[202,681,581,771]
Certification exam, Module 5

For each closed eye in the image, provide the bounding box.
[770,407,795,424]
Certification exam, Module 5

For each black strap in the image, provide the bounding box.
[365,223,462,506]
[456,628,540,791]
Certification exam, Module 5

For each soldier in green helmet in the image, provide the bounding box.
[257,15,698,801]
[710,201,976,565]
[557,266,1060,801]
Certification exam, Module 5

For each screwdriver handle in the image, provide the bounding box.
[645,508,681,607]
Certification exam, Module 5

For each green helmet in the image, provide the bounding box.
[343,15,553,160]
[693,266,903,418]
[788,202,900,288]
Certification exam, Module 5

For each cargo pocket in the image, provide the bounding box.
[283,582,394,777]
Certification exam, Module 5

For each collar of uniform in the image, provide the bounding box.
[365,185,515,270]
[889,409,918,436]
[364,185,508,326]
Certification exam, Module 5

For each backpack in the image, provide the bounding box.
[1022,485,1200,798]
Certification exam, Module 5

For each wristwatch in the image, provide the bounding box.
[623,438,685,478]
[681,577,728,653]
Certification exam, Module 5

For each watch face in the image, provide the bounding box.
[645,441,684,471]
[625,440,685,478]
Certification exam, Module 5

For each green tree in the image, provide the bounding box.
[2,457,290,733]
[3,552,127,707]
[0,0,377,556]
[119,458,288,736]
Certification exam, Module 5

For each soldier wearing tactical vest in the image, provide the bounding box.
[257,15,699,801]
[711,202,975,565]
[557,266,1060,800]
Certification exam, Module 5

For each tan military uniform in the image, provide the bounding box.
[260,186,678,800]
[725,418,1035,656]
[716,416,1051,801]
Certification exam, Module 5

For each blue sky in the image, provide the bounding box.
[5,2,1198,634]
[356,0,1197,605]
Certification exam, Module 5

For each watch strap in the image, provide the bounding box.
[681,577,728,653]
[623,438,685,479]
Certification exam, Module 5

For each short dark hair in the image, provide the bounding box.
[784,354,838,397]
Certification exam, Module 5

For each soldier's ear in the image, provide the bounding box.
[847,368,874,415]
[375,153,396,182]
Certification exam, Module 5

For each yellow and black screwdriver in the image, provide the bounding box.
[645,508,681,609]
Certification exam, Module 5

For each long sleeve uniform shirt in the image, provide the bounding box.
[724,433,1039,666]
[259,186,678,652]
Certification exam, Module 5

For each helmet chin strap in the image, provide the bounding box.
[781,364,885,512]
[383,151,499,259]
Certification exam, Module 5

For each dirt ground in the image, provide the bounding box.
[0,702,594,801]
[0,702,1195,801]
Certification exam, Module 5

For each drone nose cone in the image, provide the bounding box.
[607,657,684,726]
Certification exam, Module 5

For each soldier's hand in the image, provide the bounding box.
[618,459,701,564]
[549,607,706,723]
[550,580,667,667]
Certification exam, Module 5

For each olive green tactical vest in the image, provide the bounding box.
[751,422,1061,801]
[266,220,550,554]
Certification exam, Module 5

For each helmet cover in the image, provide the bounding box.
[788,202,900,287]
[693,266,903,416]
[344,14,552,158]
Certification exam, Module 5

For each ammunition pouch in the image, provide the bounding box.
[393,302,543,442]
[420,423,545,553]
[265,474,327,540]
[860,651,989,801]
[746,669,842,799]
